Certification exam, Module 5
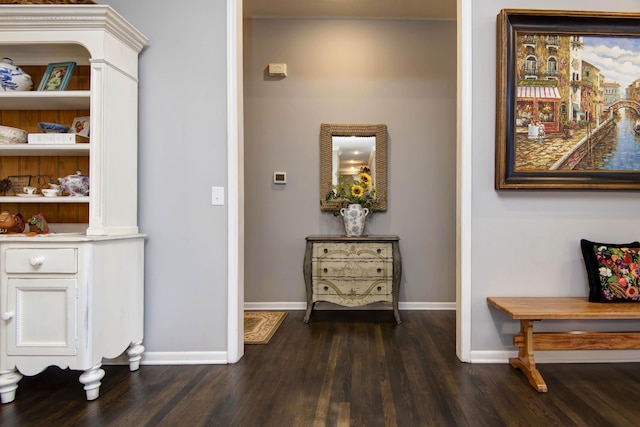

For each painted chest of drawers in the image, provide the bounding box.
[303,235,402,324]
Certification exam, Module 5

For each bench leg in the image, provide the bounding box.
[510,319,548,392]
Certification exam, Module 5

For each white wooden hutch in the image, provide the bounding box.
[0,5,147,403]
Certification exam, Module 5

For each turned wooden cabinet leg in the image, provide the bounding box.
[510,319,547,392]
[79,364,105,401]
[126,340,145,371]
[0,368,22,404]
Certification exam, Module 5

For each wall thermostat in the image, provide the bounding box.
[274,172,287,184]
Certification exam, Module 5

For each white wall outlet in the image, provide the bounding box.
[212,187,224,205]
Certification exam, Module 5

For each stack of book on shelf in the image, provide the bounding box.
[27,133,89,144]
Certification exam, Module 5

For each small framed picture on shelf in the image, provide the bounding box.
[71,116,90,138]
[6,175,31,195]
[37,61,76,91]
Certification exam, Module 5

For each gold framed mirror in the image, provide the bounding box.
[320,123,387,213]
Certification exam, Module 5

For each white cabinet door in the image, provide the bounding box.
[6,278,77,356]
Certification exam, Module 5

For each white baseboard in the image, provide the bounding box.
[470,349,640,364]
[244,301,306,310]
[103,351,228,366]
[102,351,228,366]
[469,350,513,364]
[400,301,456,310]
[140,351,228,365]
[243,301,456,311]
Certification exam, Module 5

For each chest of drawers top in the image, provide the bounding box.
[305,235,400,242]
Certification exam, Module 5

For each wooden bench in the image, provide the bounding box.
[487,297,640,392]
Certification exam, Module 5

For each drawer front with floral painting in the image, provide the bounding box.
[312,242,392,304]
[304,235,402,324]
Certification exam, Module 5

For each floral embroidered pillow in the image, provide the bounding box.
[580,239,640,302]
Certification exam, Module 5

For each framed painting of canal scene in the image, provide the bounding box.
[495,9,640,190]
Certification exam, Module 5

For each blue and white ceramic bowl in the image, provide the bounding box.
[38,122,70,133]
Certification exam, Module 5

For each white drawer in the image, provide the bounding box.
[5,248,78,274]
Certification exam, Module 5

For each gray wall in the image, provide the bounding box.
[102,0,230,352]
[243,18,457,305]
[472,0,640,358]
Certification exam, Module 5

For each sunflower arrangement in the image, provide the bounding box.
[324,168,377,213]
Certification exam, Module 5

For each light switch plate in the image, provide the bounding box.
[212,187,224,205]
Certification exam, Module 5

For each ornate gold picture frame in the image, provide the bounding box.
[496,9,640,190]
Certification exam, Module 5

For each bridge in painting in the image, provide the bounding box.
[609,99,640,115]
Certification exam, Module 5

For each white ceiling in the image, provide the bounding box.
[243,0,456,20]
[333,136,376,175]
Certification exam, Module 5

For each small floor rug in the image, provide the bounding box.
[244,311,288,344]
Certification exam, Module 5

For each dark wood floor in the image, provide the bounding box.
[2,310,640,426]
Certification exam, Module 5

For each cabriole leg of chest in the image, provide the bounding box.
[303,240,314,323]
[392,241,402,324]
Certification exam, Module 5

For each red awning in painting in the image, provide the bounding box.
[517,86,561,100]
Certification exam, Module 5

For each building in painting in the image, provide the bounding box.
[603,82,621,107]
[568,36,584,123]
[514,34,570,134]
[628,78,640,103]
[581,60,603,123]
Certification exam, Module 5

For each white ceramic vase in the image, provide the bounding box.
[340,204,369,237]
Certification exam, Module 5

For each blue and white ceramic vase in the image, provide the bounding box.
[340,204,369,237]
[0,58,33,91]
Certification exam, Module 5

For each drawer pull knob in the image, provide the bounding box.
[377,249,382,253]
[323,248,328,253]
[1,311,14,321]
[377,268,382,273]
[324,286,329,291]
[323,268,328,273]
[29,256,45,266]
[377,286,382,291]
